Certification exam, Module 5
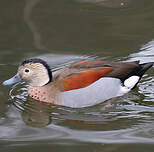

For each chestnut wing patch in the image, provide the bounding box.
[63,68,112,91]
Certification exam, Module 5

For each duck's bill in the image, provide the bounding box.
[2,74,23,86]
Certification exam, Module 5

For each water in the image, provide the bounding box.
[0,0,154,151]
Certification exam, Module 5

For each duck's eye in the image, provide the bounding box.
[25,69,30,73]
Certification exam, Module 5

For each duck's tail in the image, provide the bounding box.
[123,62,154,90]
[137,62,154,77]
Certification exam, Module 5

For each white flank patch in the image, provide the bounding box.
[124,76,140,89]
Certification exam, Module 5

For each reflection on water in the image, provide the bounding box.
[77,0,131,8]
[1,54,154,150]
[127,42,154,105]
[0,53,153,145]
[1,60,154,151]
[139,76,154,103]
[24,0,45,50]
[128,40,154,63]
[1,81,154,144]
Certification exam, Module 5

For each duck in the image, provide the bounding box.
[2,58,154,108]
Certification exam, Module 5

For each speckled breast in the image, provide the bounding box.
[28,86,51,103]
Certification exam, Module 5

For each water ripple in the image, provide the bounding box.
[1,53,154,144]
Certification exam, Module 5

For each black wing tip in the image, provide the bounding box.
[138,62,154,76]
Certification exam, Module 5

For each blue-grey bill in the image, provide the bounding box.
[2,74,23,86]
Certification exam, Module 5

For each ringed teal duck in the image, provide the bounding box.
[2,58,154,108]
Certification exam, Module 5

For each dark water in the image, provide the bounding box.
[0,0,154,151]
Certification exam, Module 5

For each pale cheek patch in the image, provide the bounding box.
[124,76,140,89]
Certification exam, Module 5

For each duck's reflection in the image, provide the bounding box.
[21,100,52,127]
[13,94,115,128]
[24,0,45,50]
[9,82,52,127]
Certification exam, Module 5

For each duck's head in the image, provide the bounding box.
[3,58,52,86]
